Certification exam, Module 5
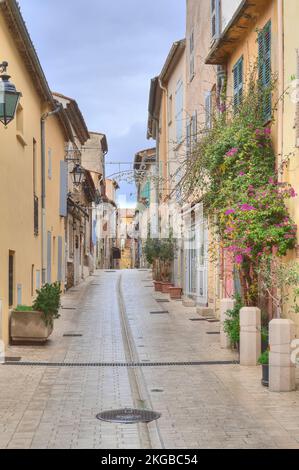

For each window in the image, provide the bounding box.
[186,112,198,157]
[8,251,14,307]
[258,21,272,121]
[233,56,243,111]
[211,0,221,42]
[168,94,173,125]
[190,29,195,81]
[205,92,213,130]
[175,79,184,144]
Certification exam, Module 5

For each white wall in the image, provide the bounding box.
[221,0,243,32]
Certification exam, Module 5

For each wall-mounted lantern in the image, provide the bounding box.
[71,164,85,187]
[0,62,21,127]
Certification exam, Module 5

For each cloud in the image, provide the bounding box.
[19,0,186,200]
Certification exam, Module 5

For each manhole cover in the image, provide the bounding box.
[96,408,161,424]
[61,307,77,310]
[151,389,164,393]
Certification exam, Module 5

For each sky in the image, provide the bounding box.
[19,0,186,207]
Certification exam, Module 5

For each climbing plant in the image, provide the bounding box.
[183,64,297,306]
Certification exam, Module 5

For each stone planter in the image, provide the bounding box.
[161,283,174,294]
[168,287,182,300]
[10,310,53,344]
[261,364,269,387]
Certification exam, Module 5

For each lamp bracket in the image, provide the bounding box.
[0,62,8,74]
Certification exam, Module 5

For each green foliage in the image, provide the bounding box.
[144,238,161,265]
[15,305,33,312]
[223,294,243,348]
[258,256,299,317]
[258,350,269,365]
[144,237,174,264]
[183,64,297,305]
[33,282,62,327]
[261,326,269,344]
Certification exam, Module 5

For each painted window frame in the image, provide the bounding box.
[258,20,272,122]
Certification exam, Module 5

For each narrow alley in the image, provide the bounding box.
[1,270,299,450]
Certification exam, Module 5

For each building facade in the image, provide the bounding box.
[0,0,72,344]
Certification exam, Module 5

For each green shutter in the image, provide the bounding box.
[233,56,243,111]
[258,21,272,121]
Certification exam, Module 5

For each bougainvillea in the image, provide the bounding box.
[183,67,297,305]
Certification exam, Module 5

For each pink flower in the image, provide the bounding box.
[235,255,243,264]
[225,209,236,215]
[239,171,245,176]
[264,127,271,135]
[240,204,256,212]
[225,147,239,157]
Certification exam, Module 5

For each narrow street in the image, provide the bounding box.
[0,270,299,449]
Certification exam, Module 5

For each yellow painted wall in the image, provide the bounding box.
[0,10,66,345]
[282,0,299,336]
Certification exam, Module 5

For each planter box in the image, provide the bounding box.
[10,310,53,344]
[168,287,182,299]
[161,283,174,294]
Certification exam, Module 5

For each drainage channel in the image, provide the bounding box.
[116,274,157,449]
[4,360,239,367]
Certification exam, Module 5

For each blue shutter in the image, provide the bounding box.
[59,161,68,217]
[233,57,243,111]
[47,231,52,284]
[258,21,272,121]
[57,236,63,282]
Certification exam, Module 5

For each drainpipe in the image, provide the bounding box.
[152,116,160,239]
[40,105,62,284]
[277,0,284,182]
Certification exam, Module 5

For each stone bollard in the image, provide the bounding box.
[220,299,235,349]
[240,307,261,366]
[269,319,296,392]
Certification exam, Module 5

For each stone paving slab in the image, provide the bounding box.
[121,270,299,449]
[0,273,141,449]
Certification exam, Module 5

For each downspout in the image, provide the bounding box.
[40,105,62,284]
[277,0,284,183]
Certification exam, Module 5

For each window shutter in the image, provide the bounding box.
[192,111,197,144]
[211,0,220,41]
[258,21,272,121]
[233,57,243,110]
[57,236,63,282]
[175,79,184,143]
[59,161,68,217]
[205,93,212,129]
[186,120,191,157]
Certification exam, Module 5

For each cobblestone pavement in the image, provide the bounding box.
[0,269,299,449]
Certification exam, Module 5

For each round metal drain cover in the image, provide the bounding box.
[96,408,161,424]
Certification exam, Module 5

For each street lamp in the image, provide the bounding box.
[0,62,21,127]
[71,164,85,186]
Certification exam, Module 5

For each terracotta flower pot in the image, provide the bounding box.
[168,287,182,299]
[161,283,174,294]
[154,281,162,292]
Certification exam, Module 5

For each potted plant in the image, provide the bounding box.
[10,282,62,344]
[258,349,269,387]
